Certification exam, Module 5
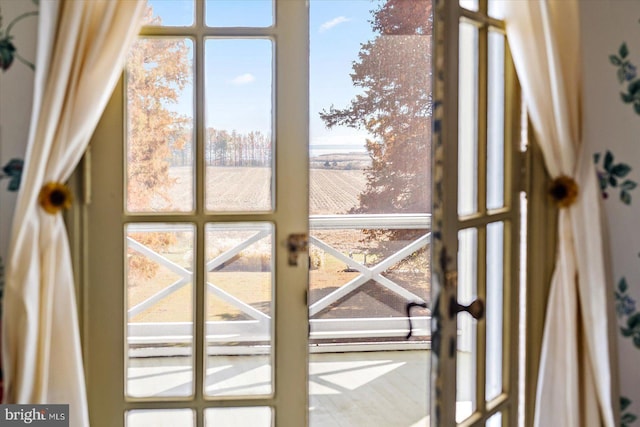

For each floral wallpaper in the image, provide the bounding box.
[0,0,36,402]
[581,2,640,425]
[0,0,36,290]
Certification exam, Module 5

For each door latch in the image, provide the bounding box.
[287,233,309,266]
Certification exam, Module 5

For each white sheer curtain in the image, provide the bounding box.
[2,1,144,425]
[504,1,616,426]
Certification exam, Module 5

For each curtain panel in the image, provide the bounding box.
[2,1,144,426]
[503,1,616,426]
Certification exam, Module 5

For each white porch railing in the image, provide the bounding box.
[127,215,431,350]
[128,317,430,345]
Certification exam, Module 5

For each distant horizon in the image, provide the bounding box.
[309,143,367,156]
[147,0,382,155]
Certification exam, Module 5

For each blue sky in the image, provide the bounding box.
[146,0,383,154]
[310,1,379,153]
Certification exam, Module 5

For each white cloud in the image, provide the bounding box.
[319,16,350,33]
[230,73,256,85]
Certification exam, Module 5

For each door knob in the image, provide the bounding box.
[449,297,484,320]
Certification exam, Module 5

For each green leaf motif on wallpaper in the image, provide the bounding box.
[616,277,637,317]
[615,277,640,349]
[622,396,638,427]
[0,158,23,192]
[594,151,636,205]
[0,4,38,72]
[611,42,640,114]
[611,43,636,82]
[621,313,640,348]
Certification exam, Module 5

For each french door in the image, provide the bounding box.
[431,1,523,425]
[83,0,524,426]
[87,1,308,425]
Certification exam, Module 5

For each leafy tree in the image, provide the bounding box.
[126,7,191,212]
[320,0,432,216]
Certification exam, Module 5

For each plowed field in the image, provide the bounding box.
[168,166,367,214]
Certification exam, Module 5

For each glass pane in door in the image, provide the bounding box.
[206,0,273,27]
[204,223,274,397]
[205,39,273,212]
[145,0,194,26]
[309,0,432,425]
[126,38,194,214]
[458,22,479,216]
[488,1,506,20]
[460,0,479,12]
[205,407,273,427]
[486,221,504,401]
[457,227,478,422]
[127,409,195,427]
[487,31,505,211]
[125,223,195,398]
[486,411,502,427]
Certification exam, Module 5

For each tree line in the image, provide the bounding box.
[169,128,272,167]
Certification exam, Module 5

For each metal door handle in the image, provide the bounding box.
[287,233,308,266]
[449,297,484,320]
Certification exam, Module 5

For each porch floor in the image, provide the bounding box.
[126,350,475,426]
